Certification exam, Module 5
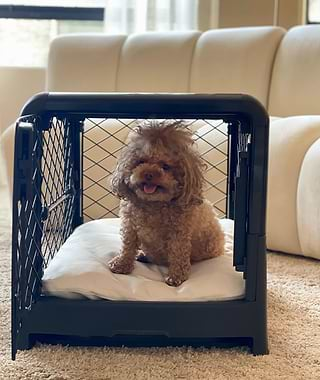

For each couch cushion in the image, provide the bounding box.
[190,26,285,108]
[116,31,200,92]
[269,25,320,116]
[47,34,126,92]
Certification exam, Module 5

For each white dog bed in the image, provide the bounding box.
[42,218,245,302]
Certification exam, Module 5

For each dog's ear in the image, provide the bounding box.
[111,146,133,200]
[111,163,128,199]
[111,126,144,200]
[177,148,206,205]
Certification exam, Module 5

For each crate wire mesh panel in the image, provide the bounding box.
[13,117,79,311]
[82,118,230,221]
[11,93,269,358]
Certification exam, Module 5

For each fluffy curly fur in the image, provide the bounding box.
[108,121,225,286]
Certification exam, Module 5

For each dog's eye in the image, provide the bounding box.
[137,159,145,165]
[162,163,171,171]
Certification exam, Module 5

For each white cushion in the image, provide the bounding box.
[190,26,284,107]
[269,25,320,117]
[116,31,200,92]
[42,218,245,302]
[47,34,126,92]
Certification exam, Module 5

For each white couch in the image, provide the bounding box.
[1,25,320,260]
[0,66,45,134]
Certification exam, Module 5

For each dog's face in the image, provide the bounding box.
[112,121,205,205]
[128,152,181,202]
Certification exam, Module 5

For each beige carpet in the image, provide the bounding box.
[0,171,319,379]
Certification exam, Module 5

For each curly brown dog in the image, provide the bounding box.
[108,120,225,286]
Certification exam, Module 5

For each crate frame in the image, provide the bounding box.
[11,93,269,359]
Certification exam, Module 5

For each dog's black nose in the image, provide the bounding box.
[145,173,153,181]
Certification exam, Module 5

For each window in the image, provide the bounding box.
[0,1,198,67]
[307,0,320,23]
[0,1,105,66]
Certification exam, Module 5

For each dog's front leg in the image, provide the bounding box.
[166,234,192,287]
[108,220,138,275]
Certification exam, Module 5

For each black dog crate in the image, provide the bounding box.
[11,93,269,359]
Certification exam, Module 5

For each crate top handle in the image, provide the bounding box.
[20,92,269,128]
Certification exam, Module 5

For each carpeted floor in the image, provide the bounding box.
[0,165,319,379]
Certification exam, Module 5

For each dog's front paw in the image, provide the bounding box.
[165,275,186,287]
[108,254,134,274]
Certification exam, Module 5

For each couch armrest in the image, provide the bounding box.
[267,116,320,259]
[0,123,15,197]
[297,138,320,260]
[0,66,45,133]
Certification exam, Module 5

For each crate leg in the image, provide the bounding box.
[252,335,269,355]
[17,331,33,351]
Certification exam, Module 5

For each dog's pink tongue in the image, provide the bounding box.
[144,184,157,194]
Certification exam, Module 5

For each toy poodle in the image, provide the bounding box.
[108,120,225,286]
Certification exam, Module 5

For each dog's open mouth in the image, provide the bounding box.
[140,183,165,194]
[143,184,157,194]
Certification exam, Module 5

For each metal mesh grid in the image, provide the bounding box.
[14,116,77,308]
[40,117,77,267]
[83,118,229,221]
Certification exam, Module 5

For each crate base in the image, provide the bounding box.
[35,334,253,350]
[14,296,268,357]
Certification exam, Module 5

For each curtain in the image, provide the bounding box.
[104,0,198,34]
